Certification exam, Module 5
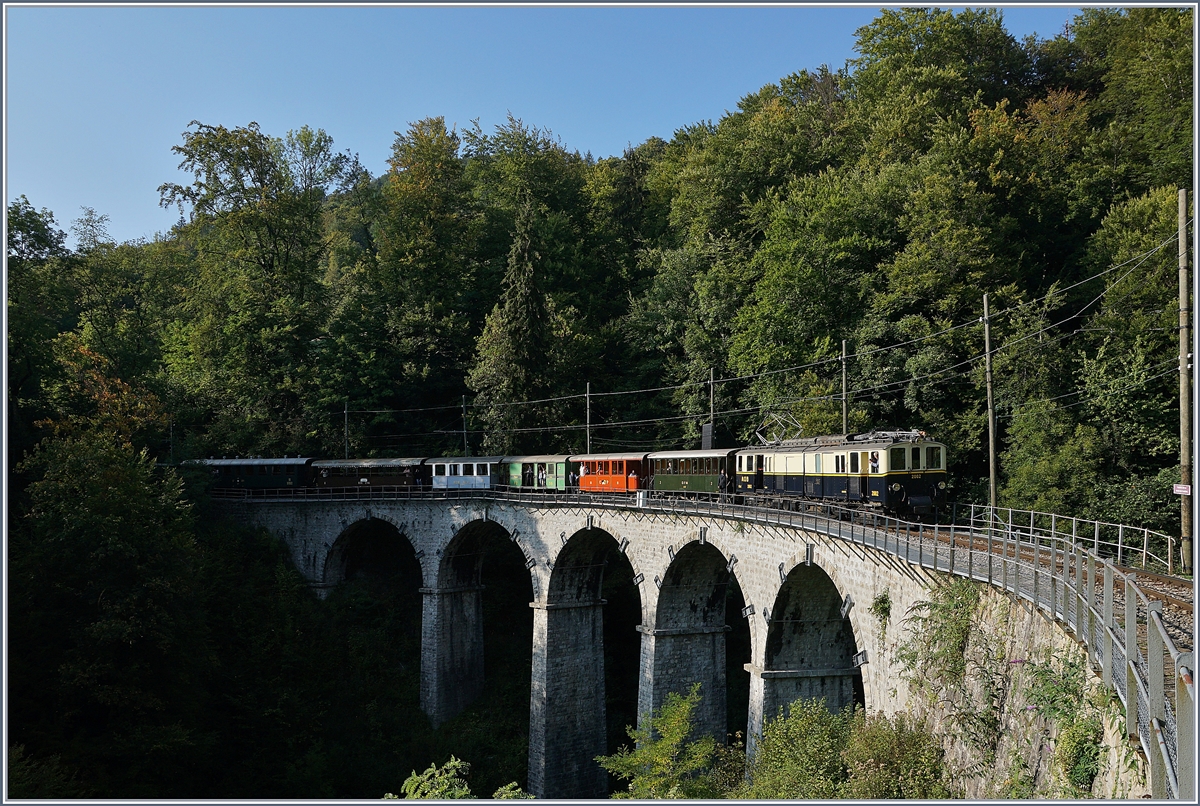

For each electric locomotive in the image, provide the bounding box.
[734,430,946,516]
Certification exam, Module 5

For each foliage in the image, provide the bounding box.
[1025,650,1106,795]
[868,588,892,638]
[7,744,89,799]
[840,710,951,799]
[596,682,718,799]
[392,756,475,799]
[895,577,980,694]
[1055,714,1103,794]
[743,699,854,798]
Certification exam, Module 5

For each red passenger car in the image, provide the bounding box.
[571,452,650,493]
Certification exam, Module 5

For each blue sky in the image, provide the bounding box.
[5,4,1082,247]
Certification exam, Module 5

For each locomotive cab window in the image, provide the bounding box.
[849,452,859,473]
[889,447,906,470]
[926,446,942,470]
[911,447,921,470]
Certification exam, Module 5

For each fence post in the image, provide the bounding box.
[1146,601,1167,798]
[1125,574,1139,740]
[1033,528,1040,610]
[1118,524,1125,567]
[1142,528,1149,570]
[1094,520,1100,555]
[1050,538,1059,618]
[919,521,924,567]
[1075,549,1085,639]
[950,520,957,576]
[1179,648,1195,800]
[987,511,993,585]
[1086,553,1097,668]
[1103,561,1114,687]
[1001,522,1008,593]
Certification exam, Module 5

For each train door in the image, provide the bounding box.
[754,454,764,490]
[848,451,868,501]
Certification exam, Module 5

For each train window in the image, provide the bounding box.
[450,464,460,476]
[434,464,445,476]
[911,447,921,469]
[835,455,845,473]
[850,452,859,473]
[616,461,624,475]
[737,455,743,472]
[890,447,906,470]
[477,463,488,476]
[814,454,822,473]
[926,446,942,470]
[756,455,764,471]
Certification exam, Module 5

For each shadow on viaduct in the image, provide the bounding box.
[240,498,940,798]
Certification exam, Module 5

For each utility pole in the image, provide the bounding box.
[841,339,848,434]
[1179,188,1192,574]
[983,294,998,511]
[586,382,591,454]
[462,395,469,455]
[710,367,715,428]
[344,400,349,459]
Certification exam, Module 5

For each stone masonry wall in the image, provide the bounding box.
[229,498,1150,798]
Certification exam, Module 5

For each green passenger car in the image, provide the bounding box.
[647,449,736,494]
[505,455,578,491]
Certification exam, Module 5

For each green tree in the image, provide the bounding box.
[8,346,209,797]
[158,121,350,455]
[6,196,73,466]
[467,191,555,453]
[596,683,718,799]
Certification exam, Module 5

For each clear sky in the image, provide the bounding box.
[4,3,1083,247]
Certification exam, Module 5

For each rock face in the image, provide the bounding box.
[880,582,1150,799]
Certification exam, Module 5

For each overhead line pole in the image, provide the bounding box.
[1179,188,1192,574]
[586,382,591,454]
[842,339,848,434]
[984,293,997,511]
[710,367,715,427]
[462,395,469,455]
[344,400,349,459]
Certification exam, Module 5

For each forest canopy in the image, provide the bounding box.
[6,7,1192,798]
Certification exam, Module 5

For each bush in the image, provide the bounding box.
[840,711,950,799]
[745,699,854,798]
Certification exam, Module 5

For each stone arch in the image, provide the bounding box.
[421,518,534,729]
[639,540,736,745]
[529,526,640,799]
[762,558,862,721]
[322,514,420,591]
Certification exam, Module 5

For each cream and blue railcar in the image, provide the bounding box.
[428,456,506,490]
[734,431,947,516]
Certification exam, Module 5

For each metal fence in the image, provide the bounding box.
[956,503,1180,577]
[217,486,1194,799]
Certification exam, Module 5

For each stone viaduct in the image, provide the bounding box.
[229,493,952,799]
